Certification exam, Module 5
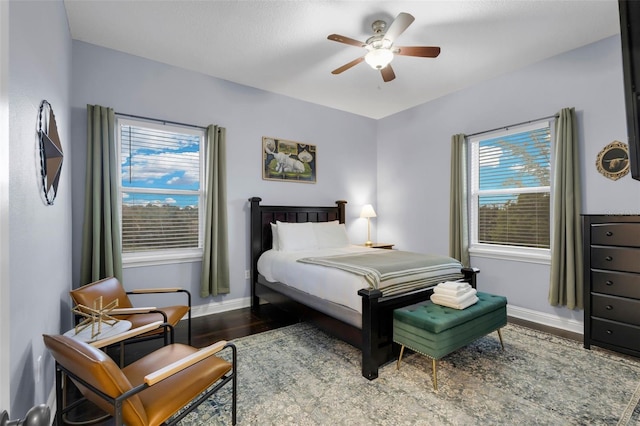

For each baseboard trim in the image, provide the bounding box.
[507,304,584,335]
[188,298,585,337]
[190,297,252,319]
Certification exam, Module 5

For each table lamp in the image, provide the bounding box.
[360,204,377,246]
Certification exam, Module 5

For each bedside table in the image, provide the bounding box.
[359,243,394,249]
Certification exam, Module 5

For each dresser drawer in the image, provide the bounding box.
[592,269,640,299]
[592,223,640,247]
[591,246,640,273]
[591,294,640,325]
[591,317,640,352]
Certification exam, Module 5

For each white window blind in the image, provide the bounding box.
[117,118,204,255]
[470,121,551,250]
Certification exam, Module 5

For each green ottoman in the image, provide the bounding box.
[393,292,507,390]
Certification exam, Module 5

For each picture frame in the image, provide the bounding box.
[262,136,316,183]
[596,140,629,181]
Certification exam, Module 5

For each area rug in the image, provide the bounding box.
[177,322,640,425]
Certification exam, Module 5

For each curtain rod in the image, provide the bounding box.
[466,113,559,138]
[115,111,208,131]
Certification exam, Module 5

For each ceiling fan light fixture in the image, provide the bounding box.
[365,48,394,70]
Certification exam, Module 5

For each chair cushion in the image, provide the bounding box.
[43,334,148,426]
[126,305,190,331]
[70,277,133,309]
[393,292,507,334]
[70,277,189,340]
[122,343,233,426]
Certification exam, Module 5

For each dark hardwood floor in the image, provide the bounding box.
[120,303,299,364]
[61,304,580,425]
[508,316,581,342]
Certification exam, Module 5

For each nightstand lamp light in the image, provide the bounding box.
[360,204,377,247]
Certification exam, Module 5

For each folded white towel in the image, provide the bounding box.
[433,286,473,297]
[431,294,479,310]
[437,281,469,291]
[431,289,477,306]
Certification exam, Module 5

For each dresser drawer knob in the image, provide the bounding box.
[606,330,613,335]
[606,231,613,237]
[606,305,613,310]
[605,256,613,261]
[605,280,614,286]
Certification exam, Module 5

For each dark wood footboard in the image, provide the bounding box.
[249,197,478,380]
[359,268,476,380]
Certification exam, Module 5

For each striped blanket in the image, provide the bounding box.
[298,250,463,296]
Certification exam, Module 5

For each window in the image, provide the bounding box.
[117,118,205,265]
[469,120,552,261]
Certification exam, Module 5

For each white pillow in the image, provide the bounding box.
[270,223,279,250]
[314,221,350,249]
[276,221,318,251]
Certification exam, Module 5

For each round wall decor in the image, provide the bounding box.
[596,140,629,181]
[37,100,63,205]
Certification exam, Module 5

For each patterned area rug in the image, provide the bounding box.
[618,381,640,426]
[177,322,640,425]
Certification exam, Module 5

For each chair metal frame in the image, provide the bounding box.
[124,287,192,346]
[70,278,193,366]
[49,322,237,426]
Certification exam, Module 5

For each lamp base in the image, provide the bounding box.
[364,241,373,247]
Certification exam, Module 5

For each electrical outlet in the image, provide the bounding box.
[245,270,250,280]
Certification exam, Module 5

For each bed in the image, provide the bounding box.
[249,197,478,380]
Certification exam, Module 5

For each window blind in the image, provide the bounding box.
[119,123,203,253]
[473,124,551,249]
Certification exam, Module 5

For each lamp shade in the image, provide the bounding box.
[364,48,394,70]
[360,204,377,218]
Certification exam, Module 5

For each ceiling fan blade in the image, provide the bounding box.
[331,57,365,74]
[395,46,441,58]
[327,34,366,48]
[384,12,415,43]
[380,65,396,82]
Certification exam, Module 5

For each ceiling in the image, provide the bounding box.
[63,0,621,119]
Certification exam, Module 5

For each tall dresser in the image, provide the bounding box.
[583,215,640,358]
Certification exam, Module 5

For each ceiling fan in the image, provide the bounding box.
[327,12,441,82]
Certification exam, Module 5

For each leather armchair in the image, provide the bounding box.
[44,321,236,426]
[70,277,192,354]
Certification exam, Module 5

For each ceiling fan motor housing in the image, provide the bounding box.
[371,19,387,34]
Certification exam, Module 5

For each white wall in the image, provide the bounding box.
[0,0,10,412]
[8,0,72,416]
[377,36,632,331]
[70,41,377,316]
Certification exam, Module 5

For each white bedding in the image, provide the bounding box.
[257,245,377,313]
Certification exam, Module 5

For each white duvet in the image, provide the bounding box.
[257,245,378,313]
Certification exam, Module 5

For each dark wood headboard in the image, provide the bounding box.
[248,197,347,285]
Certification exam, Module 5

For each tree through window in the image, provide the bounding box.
[470,121,552,250]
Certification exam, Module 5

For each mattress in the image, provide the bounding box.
[257,245,464,316]
[258,245,375,314]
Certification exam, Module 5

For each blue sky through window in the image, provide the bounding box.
[120,124,201,207]
[476,126,551,206]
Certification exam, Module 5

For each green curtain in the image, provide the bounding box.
[79,105,123,285]
[200,125,230,297]
[449,133,470,267]
[549,107,583,309]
